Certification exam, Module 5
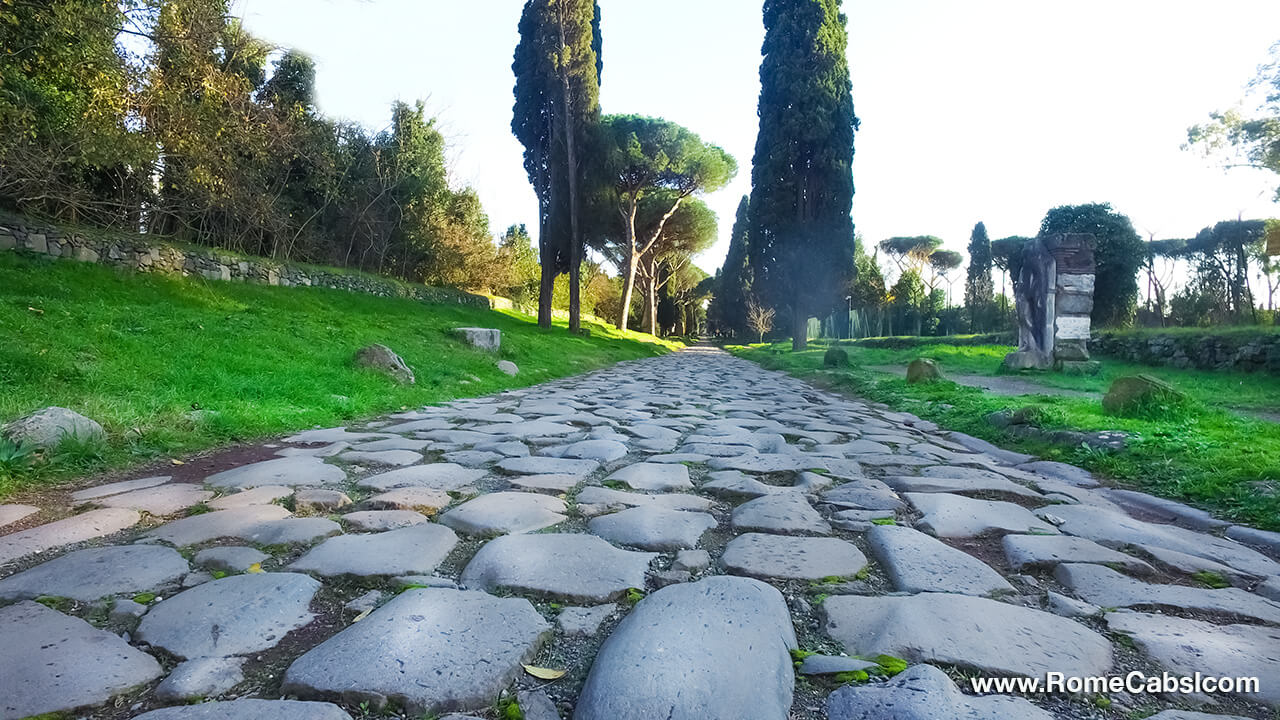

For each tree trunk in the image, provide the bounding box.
[616,201,639,331]
[537,213,554,329]
[646,258,659,335]
[791,306,808,351]
[555,0,582,334]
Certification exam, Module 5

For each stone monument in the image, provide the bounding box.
[1003,233,1098,372]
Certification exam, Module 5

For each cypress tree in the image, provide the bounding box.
[748,0,859,351]
[711,195,752,337]
[512,0,600,330]
[963,221,995,331]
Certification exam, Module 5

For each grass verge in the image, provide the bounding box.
[0,252,680,496]
[728,339,1280,530]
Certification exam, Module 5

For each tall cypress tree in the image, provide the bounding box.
[963,221,995,331]
[711,195,752,337]
[748,0,858,351]
[512,0,600,330]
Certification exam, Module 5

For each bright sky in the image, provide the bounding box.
[237,0,1280,276]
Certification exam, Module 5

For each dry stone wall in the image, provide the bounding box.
[1091,331,1280,375]
[0,214,492,310]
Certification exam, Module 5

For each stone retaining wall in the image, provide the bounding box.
[1091,330,1280,374]
[0,214,492,310]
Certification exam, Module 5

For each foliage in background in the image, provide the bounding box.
[1040,203,1145,328]
[511,0,602,330]
[1187,40,1280,201]
[708,195,753,338]
[964,222,996,331]
[0,0,502,292]
[748,0,858,351]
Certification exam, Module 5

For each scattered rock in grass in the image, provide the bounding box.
[354,343,415,384]
[1,406,106,449]
[906,358,943,383]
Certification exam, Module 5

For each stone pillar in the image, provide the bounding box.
[1003,233,1098,373]
[1045,233,1098,373]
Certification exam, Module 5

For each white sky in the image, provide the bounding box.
[236,0,1280,277]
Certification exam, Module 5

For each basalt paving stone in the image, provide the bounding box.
[438,492,567,536]
[731,493,831,535]
[284,427,394,444]
[336,449,423,466]
[290,523,458,577]
[140,505,340,547]
[557,603,617,637]
[700,470,795,501]
[825,664,1056,720]
[721,533,867,581]
[588,506,717,551]
[207,485,293,509]
[0,544,188,601]
[475,440,532,457]
[868,524,1013,596]
[505,473,584,494]
[1107,612,1280,708]
[561,439,630,462]
[363,486,452,512]
[0,507,140,565]
[1054,563,1280,624]
[274,442,350,458]
[341,509,430,531]
[0,600,164,720]
[906,492,1058,538]
[575,485,713,511]
[0,503,38,528]
[1016,460,1100,487]
[1002,534,1155,574]
[882,473,1042,499]
[70,475,171,502]
[1041,505,1280,578]
[441,450,503,467]
[282,589,551,715]
[1100,489,1230,531]
[356,463,487,491]
[1139,543,1256,586]
[90,483,213,515]
[206,456,346,488]
[132,699,355,719]
[154,656,245,702]
[1225,525,1280,558]
[136,572,321,659]
[194,546,269,573]
[606,462,693,491]
[708,453,829,473]
[348,436,432,451]
[824,592,1114,677]
[574,576,797,720]
[460,533,656,603]
[820,480,905,511]
[496,456,601,477]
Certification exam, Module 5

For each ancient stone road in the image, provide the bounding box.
[1,346,1279,719]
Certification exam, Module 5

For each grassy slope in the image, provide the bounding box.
[730,339,1280,530]
[0,252,679,496]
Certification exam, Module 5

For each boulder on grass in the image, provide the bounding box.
[823,347,849,367]
[497,360,519,376]
[1102,374,1186,416]
[354,345,414,385]
[906,358,943,384]
[2,407,105,450]
[453,327,501,351]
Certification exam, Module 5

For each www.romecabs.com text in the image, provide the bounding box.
[971,672,1262,695]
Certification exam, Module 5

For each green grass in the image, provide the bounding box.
[0,252,680,497]
[729,339,1280,530]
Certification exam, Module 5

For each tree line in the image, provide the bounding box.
[0,0,543,294]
